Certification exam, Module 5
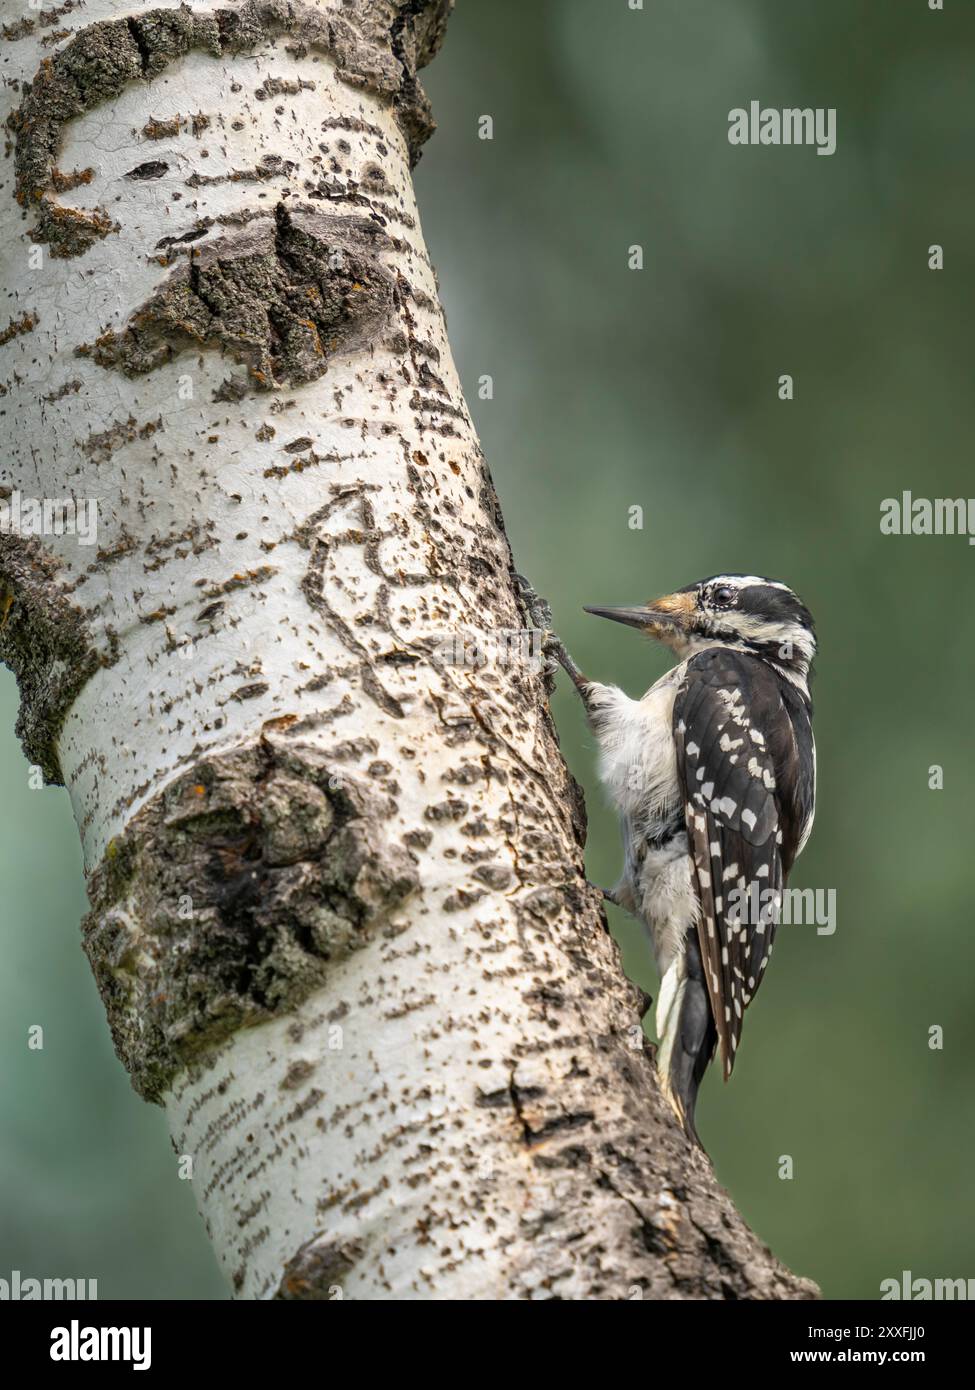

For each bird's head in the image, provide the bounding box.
[585,574,816,691]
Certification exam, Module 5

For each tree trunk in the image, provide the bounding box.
[0,0,817,1300]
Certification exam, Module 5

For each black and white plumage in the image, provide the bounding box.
[557,574,817,1147]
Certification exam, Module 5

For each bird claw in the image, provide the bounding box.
[512,574,590,696]
[592,882,621,907]
[547,634,589,692]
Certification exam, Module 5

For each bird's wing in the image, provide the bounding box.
[672,648,797,1079]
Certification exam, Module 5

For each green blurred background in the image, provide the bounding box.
[2,0,973,1299]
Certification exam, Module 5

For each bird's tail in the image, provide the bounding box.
[655,931,717,1148]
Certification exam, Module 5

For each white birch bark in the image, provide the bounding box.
[0,0,817,1300]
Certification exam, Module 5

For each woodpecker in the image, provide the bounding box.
[551,574,817,1147]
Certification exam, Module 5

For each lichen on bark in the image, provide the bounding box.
[82,735,419,1102]
[29,198,119,260]
[76,204,397,397]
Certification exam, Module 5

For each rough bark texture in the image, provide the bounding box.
[0,0,818,1300]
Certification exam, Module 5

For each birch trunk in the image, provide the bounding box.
[0,0,816,1300]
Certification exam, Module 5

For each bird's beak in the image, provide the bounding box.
[583,591,696,640]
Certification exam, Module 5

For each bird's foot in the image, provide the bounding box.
[512,573,558,693]
[588,880,623,934]
[589,880,622,908]
[544,632,590,693]
[512,573,592,696]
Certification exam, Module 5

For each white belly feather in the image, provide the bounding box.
[585,664,698,985]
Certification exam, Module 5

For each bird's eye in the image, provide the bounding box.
[713,586,735,606]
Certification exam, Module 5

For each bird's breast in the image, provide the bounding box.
[594,666,684,828]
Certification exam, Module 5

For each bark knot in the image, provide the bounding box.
[83,739,418,1101]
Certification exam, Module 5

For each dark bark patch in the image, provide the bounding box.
[82,742,419,1102]
[41,28,74,50]
[79,414,163,462]
[273,1234,364,1300]
[199,565,277,598]
[125,159,168,179]
[229,680,270,701]
[143,115,181,140]
[29,198,119,259]
[280,1058,316,1090]
[3,4,86,45]
[0,312,38,346]
[1,20,36,43]
[42,377,82,402]
[76,204,395,397]
[155,222,212,252]
[185,155,297,188]
[51,166,95,192]
[254,74,315,100]
[0,534,117,783]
